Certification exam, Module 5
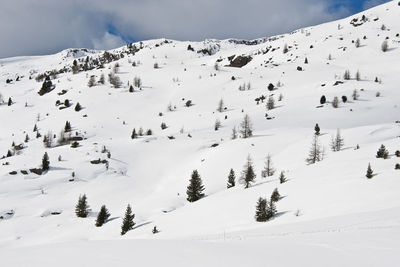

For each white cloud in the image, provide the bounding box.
[0,0,357,58]
[92,32,125,51]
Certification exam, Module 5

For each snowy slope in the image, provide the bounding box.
[0,1,400,266]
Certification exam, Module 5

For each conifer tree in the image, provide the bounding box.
[88,76,96,87]
[75,194,90,218]
[25,134,29,143]
[131,128,137,139]
[98,73,105,84]
[95,205,110,227]
[376,145,389,159]
[255,197,268,222]
[240,155,256,188]
[270,188,281,202]
[279,171,287,184]
[74,102,82,112]
[64,121,71,132]
[121,204,135,235]
[266,95,275,110]
[267,200,277,219]
[320,95,326,105]
[42,152,50,171]
[227,169,236,188]
[366,163,373,179]
[330,129,345,152]
[240,114,253,138]
[7,97,12,106]
[6,150,13,157]
[152,226,159,234]
[314,123,320,135]
[186,170,205,202]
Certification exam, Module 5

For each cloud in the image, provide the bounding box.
[0,0,362,58]
[92,32,125,51]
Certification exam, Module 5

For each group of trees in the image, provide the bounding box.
[131,127,152,139]
[255,188,280,222]
[75,194,156,236]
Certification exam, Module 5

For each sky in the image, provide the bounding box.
[0,0,391,58]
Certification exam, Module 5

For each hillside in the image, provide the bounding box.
[0,1,399,266]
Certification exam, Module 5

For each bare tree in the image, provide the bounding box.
[306,135,324,164]
[381,40,389,52]
[214,119,221,131]
[217,98,224,112]
[330,129,345,152]
[240,114,253,138]
[262,154,275,178]
[332,96,339,108]
[352,89,359,100]
[231,126,238,140]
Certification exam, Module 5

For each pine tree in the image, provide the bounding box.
[42,152,50,171]
[320,95,326,105]
[88,76,96,87]
[314,124,320,135]
[95,205,110,227]
[186,170,205,202]
[306,135,324,164]
[356,70,361,81]
[255,197,268,222]
[6,150,13,157]
[279,171,287,184]
[74,102,82,112]
[270,188,281,202]
[131,128,137,139]
[121,204,135,235]
[64,121,71,132]
[227,169,236,188]
[366,163,373,179]
[240,155,256,188]
[98,73,105,84]
[7,97,12,106]
[262,154,275,178]
[240,114,253,138]
[376,144,389,159]
[266,200,277,220]
[75,194,90,218]
[266,95,275,110]
[33,124,38,132]
[330,129,345,152]
[152,226,159,234]
[344,70,351,80]
[25,134,29,143]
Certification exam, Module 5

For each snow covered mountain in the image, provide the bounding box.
[0,1,399,266]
